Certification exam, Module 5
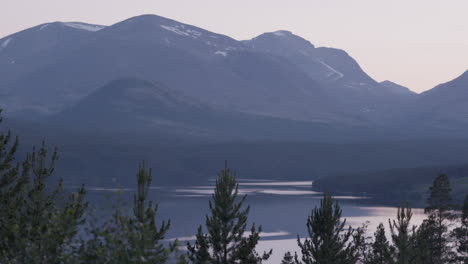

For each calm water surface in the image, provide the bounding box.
[81,180,426,264]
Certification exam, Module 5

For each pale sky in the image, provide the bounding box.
[1,0,467,93]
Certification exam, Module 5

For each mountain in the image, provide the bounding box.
[419,70,468,105]
[52,77,389,141]
[0,21,106,115]
[243,30,376,86]
[243,31,417,122]
[0,13,466,140]
[379,80,415,95]
[396,70,468,136]
[0,15,352,125]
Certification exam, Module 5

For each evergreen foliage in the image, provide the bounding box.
[421,174,456,264]
[76,162,174,263]
[281,252,297,264]
[388,205,415,264]
[186,161,271,264]
[0,111,88,263]
[367,223,394,264]
[0,110,467,263]
[292,192,362,264]
[452,195,468,263]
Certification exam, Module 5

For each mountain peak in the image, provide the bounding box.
[379,80,415,95]
[243,30,315,54]
[271,30,293,37]
[33,21,105,32]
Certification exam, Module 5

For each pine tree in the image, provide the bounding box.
[281,251,297,264]
[367,223,394,264]
[452,195,468,263]
[422,174,455,264]
[186,161,271,264]
[77,162,174,263]
[388,205,415,264]
[412,218,436,264]
[293,192,359,264]
[0,139,87,263]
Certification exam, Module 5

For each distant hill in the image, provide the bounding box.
[314,162,468,205]
[51,77,391,141]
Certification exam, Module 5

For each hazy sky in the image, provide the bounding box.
[1,0,467,93]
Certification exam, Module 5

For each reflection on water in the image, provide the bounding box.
[79,179,426,264]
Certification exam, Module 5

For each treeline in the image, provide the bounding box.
[314,164,468,205]
[0,113,467,264]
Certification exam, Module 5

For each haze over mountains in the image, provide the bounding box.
[0,14,467,189]
[0,14,467,139]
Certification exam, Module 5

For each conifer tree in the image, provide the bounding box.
[388,205,415,264]
[292,192,359,264]
[281,252,297,264]
[367,223,394,264]
[186,161,271,264]
[0,130,87,263]
[412,218,436,264]
[422,174,455,264]
[77,162,174,263]
[452,195,468,263]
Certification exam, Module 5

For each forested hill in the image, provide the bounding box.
[314,163,468,205]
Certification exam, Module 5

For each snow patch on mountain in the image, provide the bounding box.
[63,22,105,32]
[39,24,50,30]
[0,38,12,52]
[160,25,190,36]
[272,30,292,37]
[160,25,203,39]
[316,59,344,81]
[214,51,227,57]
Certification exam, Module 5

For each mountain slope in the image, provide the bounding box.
[52,77,391,141]
[400,70,468,136]
[2,15,353,124]
[243,31,417,122]
[0,21,105,115]
[379,80,415,96]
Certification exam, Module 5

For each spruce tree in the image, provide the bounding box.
[422,174,455,264]
[367,223,394,264]
[293,192,359,264]
[77,162,174,263]
[186,161,271,264]
[388,205,415,264]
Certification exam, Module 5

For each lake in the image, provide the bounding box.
[81,179,426,264]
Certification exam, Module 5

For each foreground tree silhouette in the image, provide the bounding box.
[367,223,394,264]
[0,111,87,263]
[77,162,174,263]
[452,195,468,263]
[388,205,415,264]
[421,174,456,264]
[288,193,362,264]
[186,161,271,264]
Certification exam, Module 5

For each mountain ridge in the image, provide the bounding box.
[0,14,466,139]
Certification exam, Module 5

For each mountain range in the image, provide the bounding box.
[1,13,466,141]
[0,14,468,189]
